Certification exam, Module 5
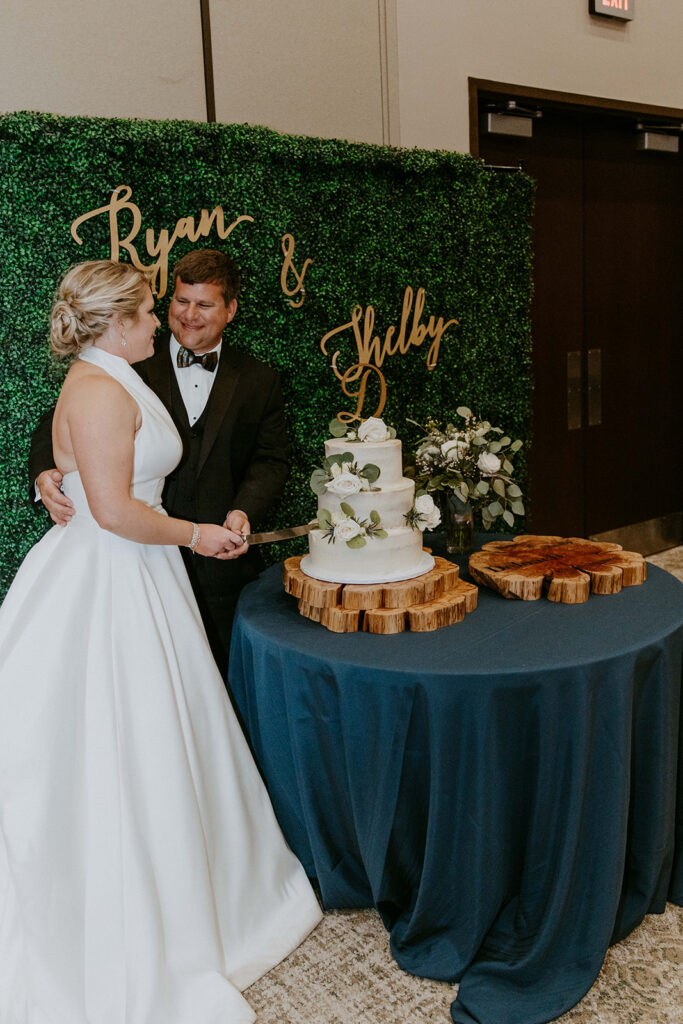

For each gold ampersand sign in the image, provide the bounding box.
[280,233,313,308]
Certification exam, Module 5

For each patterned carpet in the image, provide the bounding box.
[246,904,682,1023]
[246,548,683,1023]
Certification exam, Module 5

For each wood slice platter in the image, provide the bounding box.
[469,534,647,604]
[282,555,478,634]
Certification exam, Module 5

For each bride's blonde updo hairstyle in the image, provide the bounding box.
[50,260,152,357]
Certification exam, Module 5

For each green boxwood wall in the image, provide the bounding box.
[0,111,533,598]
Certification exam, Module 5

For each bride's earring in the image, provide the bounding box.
[120,330,127,347]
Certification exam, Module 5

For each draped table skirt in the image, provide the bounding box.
[229,539,683,1024]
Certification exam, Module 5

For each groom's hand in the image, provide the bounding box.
[36,469,74,526]
[224,509,250,535]
[216,509,250,559]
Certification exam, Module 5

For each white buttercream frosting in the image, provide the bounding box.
[304,434,432,583]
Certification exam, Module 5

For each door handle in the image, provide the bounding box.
[567,350,582,430]
[587,348,602,426]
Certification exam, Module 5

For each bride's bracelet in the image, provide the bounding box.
[187,522,201,553]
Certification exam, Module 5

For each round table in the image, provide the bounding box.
[228,540,683,1024]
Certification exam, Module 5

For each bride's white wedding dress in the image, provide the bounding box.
[0,346,322,1024]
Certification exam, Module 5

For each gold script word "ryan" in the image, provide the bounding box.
[320,286,458,380]
[70,185,254,298]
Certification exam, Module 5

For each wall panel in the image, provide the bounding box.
[210,0,387,143]
[0,0,206,121]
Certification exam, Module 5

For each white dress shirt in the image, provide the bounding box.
[169,334,222,425]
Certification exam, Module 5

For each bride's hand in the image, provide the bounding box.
[194,524,247,559]
[216,527,249,560]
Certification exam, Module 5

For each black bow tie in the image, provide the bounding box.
[176,346,218,372]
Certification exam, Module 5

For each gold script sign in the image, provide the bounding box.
[69,188,456,425]
[280,233,313,307]
[336,363,388,422]
[71,185,254,297]
[320,286,458,421]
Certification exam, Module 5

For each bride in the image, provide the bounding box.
[0,260,322,1024]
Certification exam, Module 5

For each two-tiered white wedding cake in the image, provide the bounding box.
[300,417,440,584]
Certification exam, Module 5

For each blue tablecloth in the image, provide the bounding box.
[229,540,683,1024]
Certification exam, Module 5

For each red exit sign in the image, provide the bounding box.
[589,0,634,19]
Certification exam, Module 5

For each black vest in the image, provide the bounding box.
[163,370,211,520]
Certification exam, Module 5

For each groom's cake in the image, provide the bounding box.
[300,417,440,584]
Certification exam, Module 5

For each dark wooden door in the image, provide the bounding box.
[477,99,683,540]
[582,115,683,535]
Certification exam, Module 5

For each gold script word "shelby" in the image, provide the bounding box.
[70,185,254,298]
[320,286,458,382]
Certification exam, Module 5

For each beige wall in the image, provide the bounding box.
[210,0,399,144]
[0,0,400,144]
[2,1,681,150]
[396,0,683,152]
[0,0,206,121]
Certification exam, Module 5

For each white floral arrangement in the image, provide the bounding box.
[404,492,442,532]
[410,406,525,530]
[310,453,381,497]
[328,415,397,442]
[317,503,388,549]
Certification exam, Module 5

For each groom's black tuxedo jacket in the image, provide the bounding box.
[138,332,289,531]
[29,332,290,669]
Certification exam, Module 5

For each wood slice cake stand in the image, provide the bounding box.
[469,534,647,604]
[282,555,478,634]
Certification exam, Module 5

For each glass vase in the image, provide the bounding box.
[443,494,474,555]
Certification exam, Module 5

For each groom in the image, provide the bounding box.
[30,249,290,676]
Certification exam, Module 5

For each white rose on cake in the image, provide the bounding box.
[326,469,362,496]
[477,452,501,476]
[333,517,363,542]
[358,417,391,443]
[414,493,441,530]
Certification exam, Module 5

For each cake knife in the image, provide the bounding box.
[240,523,315,545]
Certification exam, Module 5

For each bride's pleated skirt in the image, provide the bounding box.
[0,519,321,1024]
